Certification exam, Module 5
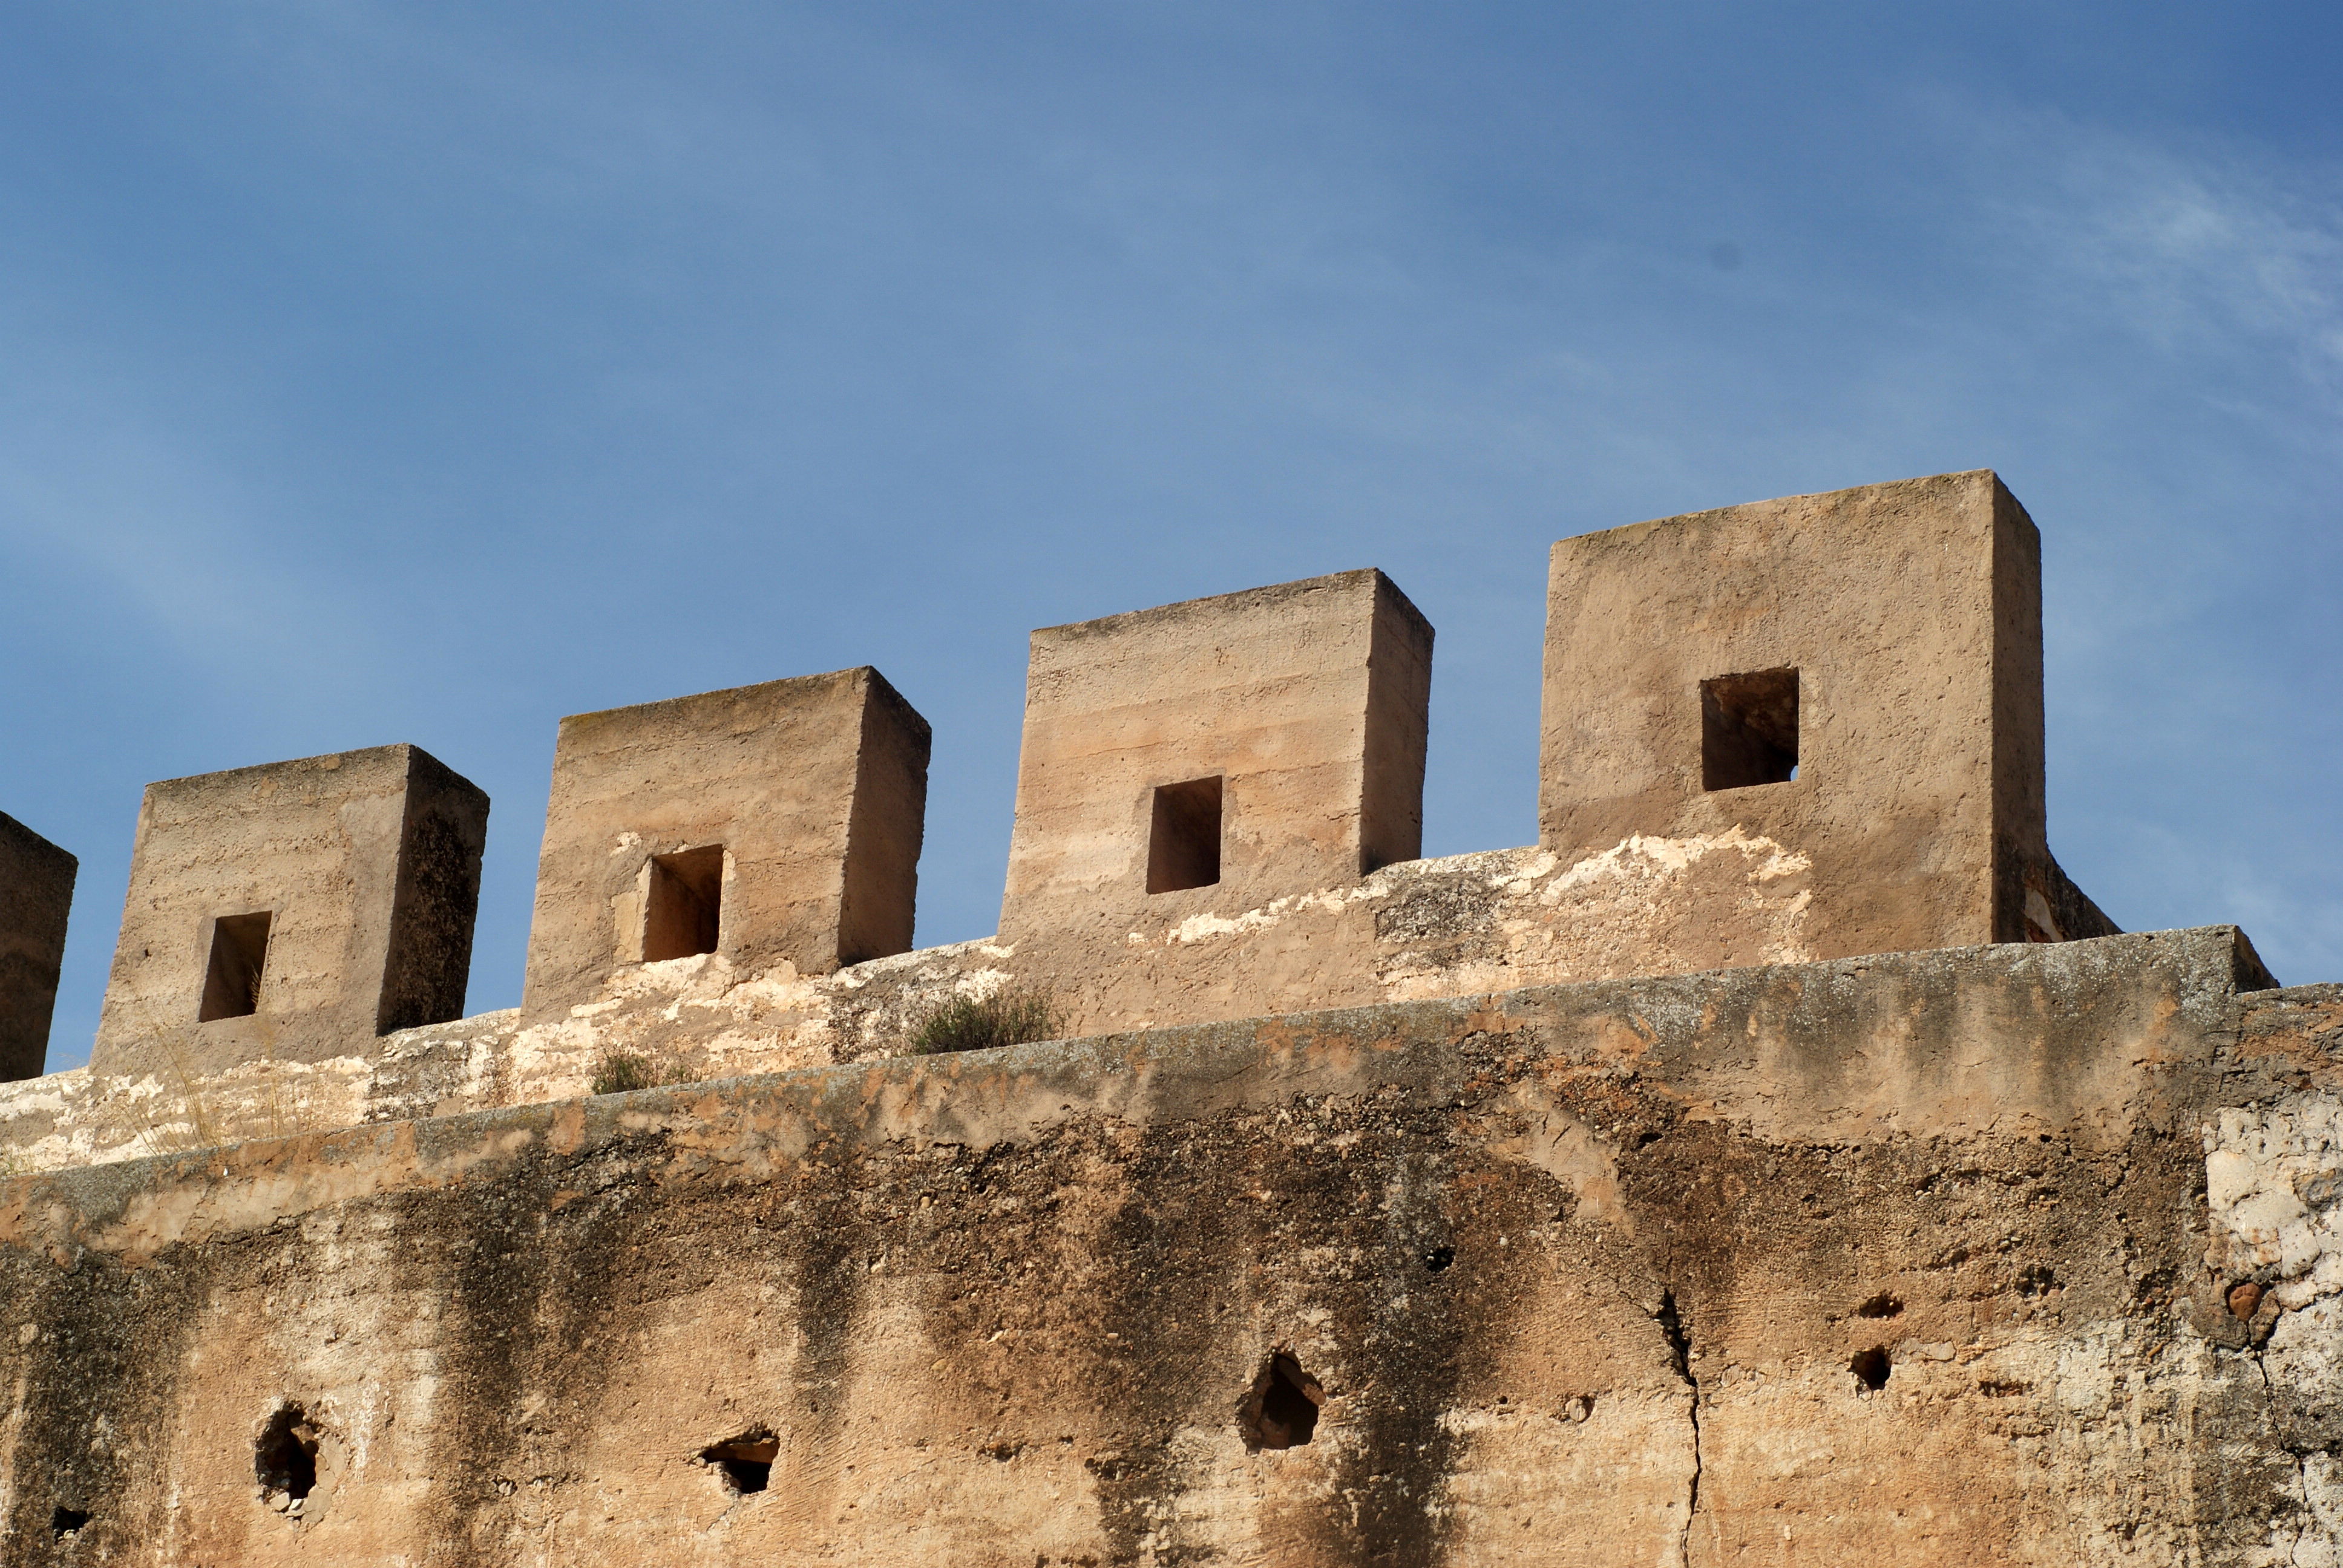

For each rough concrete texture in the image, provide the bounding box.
[1541,469,2116,959]
[2197,984,2343,1563]
[0,927,2326,1566]
[89,746,489,1080]
[0,813,74,1084]
[0,834,1838,1172]
[520,668,930,1023]
[1000,569,1432,942]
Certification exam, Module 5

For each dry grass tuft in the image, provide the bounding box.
[589,1051,698,1096]
[908,987,1063,1056]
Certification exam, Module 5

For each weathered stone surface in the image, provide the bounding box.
[1541,469,2116,957]
[0,927,2317,1565]
[520,667,930,1024]
[90,746,488,1079]
[7,471,2313,1563]
[1000,568,1432,936]
[0,812,74,1083]
[0,837,1835,1170]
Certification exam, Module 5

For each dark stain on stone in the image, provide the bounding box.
[419,1127,663,1557]
[778,1145,874,1468]
[0,1235,203,1558]
[1077,1122,1232,1563]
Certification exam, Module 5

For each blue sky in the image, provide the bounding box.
[4,3,2339,1069]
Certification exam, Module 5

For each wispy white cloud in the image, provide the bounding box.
[8,5,2343,1036]
[1961,100,2343,402]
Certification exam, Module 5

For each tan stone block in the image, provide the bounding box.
[0,811,75,1082]
[1000,569,1432,942]
[90,745,488,1078]
[519,667,929,1022]
[1539,469,2109,958]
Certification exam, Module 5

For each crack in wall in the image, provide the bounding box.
[1655,1289,1702,1566]
[2243,1333,2326,1561]
[2200,1091,2343,1555]
[2246,1334,2327,1540]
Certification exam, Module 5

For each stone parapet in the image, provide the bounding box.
[1541,469,2116,956]
[1000,568,1433,940]
[89,746,489,1079]
[0,835,1837,1173]
[24,472,2126,1146]
[0,812,75,1082]
[519,667,930,1022]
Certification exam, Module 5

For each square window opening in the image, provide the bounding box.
[199,911,273,1022]
[643,845,726,961]
[1702,668,1800,791]
[1147,776,1223,894]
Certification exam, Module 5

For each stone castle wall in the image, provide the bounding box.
[0,833,1826,1174]
[0,930,2330,1565]
[0,469,2305,1564]
[0,471,2111,1144]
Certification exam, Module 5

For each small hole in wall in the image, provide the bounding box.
[255,1403,320,1501]
[1701,668,1799,791]
[1855,1292,1903,1319]
[1237,1351,1324,1450]
[701,1431,778,1494]
[643,845,725,961]
[1147,776,1223,894]
[199,911,272,1022]
[1421,1246,1455,1273]
[51,1507,89,1539]
[1850,1347,1891,1391]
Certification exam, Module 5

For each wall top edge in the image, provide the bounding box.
[0,923,2268,1255]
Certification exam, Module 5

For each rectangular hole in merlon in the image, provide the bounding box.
[1147,776,1224,893]
[198,910,272,1021]
[1701,668,1800,791]
[643,844,725,961]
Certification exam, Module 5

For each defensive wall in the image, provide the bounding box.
[0,469,2330,1564]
